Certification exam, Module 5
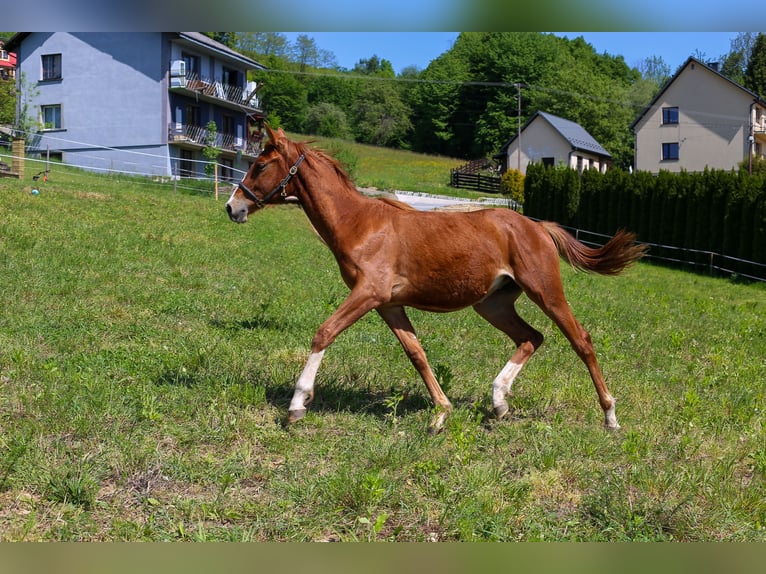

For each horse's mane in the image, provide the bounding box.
[289,139,416,211]
[292,140,355,188]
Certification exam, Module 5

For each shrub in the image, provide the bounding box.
[501,168,525,205]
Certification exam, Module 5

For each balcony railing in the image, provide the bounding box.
[172,72,260,110]
[168,123,261,157]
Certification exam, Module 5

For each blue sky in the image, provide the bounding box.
[283,32,740,75]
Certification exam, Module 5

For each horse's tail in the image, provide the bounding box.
[540,221,648,276]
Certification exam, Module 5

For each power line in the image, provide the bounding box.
[254,67,657,113]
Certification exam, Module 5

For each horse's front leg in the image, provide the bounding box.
[287,287,381,424]
[377,306,453,433]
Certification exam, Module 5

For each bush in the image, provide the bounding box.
[739,156,766,176]
[304,102,352,140]
[501,168,525,205]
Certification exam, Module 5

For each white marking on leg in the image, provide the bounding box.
[289,350,325,412]
[604,396,620,430]
[492,360,523,415]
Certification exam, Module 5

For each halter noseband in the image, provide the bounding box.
[237,154,305,208]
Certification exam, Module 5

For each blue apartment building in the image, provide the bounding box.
[6,32,266,180]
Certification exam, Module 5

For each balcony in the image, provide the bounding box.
[170,72,261,112]
[168,123,261,158]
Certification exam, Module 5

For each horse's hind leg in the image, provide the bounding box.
[377,306,452,433]
[519,271,620,430]
[473,285,544,419]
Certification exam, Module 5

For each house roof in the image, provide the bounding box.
[629,56,766,131]
[175,32,265,70]
[4,32,265,71]
[498,111,611,158]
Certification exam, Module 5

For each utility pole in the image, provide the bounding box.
[515,82,524,172]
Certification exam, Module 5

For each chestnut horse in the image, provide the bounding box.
[226,126,646,432]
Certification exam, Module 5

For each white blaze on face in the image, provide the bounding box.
[226,184,239,205]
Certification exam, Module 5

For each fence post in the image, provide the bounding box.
[11,137,24,179]
[214,163,219,200]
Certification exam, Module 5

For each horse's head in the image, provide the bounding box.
[226,125,303,223]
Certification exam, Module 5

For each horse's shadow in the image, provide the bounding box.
[210,310,497,428]
[210,302,291,333]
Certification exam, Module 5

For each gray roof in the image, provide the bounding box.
[498,111,611,158]
[176,32,265,70]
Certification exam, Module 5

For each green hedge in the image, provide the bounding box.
[524,164,766,279]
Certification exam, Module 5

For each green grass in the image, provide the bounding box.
[0,158,765,541]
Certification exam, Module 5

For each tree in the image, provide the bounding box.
[291,34,337,72]
[744,33,766,96]
[0,76,14,127]
[304,102,351,139]
[236,32,291,61]
[636,55,671,88]
[253,61,308,132]
[720,32,758,85]
[352,56,395,78]
[350,80,412,147]
[409,49,470,156]
[202,120,219,177]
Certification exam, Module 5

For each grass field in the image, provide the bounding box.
[0,155,765,541]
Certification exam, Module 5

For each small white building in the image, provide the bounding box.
[495,111,612,175]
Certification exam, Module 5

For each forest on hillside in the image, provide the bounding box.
[2,32,764,169]
[209,32,766,169]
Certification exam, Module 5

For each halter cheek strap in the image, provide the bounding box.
[238,154,305,208]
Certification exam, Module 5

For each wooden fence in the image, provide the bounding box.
[450,158,502,194]
[450,169,501,194]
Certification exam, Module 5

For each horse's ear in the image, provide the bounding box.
[264,123,277,143]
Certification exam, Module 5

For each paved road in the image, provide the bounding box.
[394,191,515,211]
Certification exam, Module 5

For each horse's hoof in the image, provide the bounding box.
[428,409,450,435]
[287,408,307,424]
[493,403,510,419]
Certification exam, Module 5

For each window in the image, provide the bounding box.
[179,150,194,178]
[182,53,200,76]
[222,66,239,87]
[662,142,679,161]
[41,104,62,130]
[542,157,555,168]
[222,115,234,135]
[662,106,679,125]
[185,104,200,126]
[41,54,62,81]
[220,158,234,182]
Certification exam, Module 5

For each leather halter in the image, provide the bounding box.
[237,154,305,208]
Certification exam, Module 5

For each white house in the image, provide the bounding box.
[631,57,766,174]
[495,111,612,175]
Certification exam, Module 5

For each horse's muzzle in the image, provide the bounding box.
[226,202,248,224]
